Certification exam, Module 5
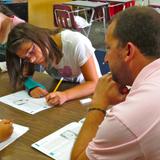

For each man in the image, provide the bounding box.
[71,6,160,160]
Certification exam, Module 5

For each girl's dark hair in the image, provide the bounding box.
[0,4,15,17]
[6,23,63,88]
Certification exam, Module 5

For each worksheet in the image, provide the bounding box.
[0,123,29,151]
[32,120,84,160]
[0,90,51,114]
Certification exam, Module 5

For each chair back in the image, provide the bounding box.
[125,0,135,8]
[95,49,110,75]
[53,4,78,29]
[108,2,124,18]
[53,4,92,37]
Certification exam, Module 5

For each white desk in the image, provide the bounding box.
[64,1,109,32]
[104,0,133,3]
[64,1,108,8]
[148,1,160,8]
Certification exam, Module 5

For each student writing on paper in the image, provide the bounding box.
[71,7,160,160]
[0,119,13,142]
[0,5,25,62]
[6,24,101,106]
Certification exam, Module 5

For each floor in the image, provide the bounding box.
[87,21,106,50]
[86,2,160,50]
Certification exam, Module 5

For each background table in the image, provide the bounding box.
[104,0,133,3]
[64,1,108,31]
[0,72,88,160]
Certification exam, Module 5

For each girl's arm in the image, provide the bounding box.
[24,76,46,93]
[24,77,48,98]
[46,55,100,105]
[64,55,99,100]
[23,63,48,98]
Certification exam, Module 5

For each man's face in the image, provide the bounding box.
[104,21,133,86]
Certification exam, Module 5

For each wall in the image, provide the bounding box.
[28,0,70,29]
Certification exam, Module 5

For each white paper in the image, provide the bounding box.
[32,121,83,160]
[0,123,29,151]
[79,98,92,105]
[0,90,51,114]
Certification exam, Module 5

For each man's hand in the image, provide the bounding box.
[0,119,13,142]
[30,87,48,98]
[92,73,128,110]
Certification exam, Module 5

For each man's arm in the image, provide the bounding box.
[71,74,127,160]
[71,109,105,160]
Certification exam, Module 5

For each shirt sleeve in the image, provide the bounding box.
[86,112,143,160]
[75,36,95,67]
[24,76,46,92]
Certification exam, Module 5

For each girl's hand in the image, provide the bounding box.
[0,119,13,142]
[30,87,48,98]
[45,91,67,106]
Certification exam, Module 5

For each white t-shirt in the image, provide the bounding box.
[46,30,101,83]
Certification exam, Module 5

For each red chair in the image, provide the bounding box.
[89,0,124,20]
[109,0,135,18]
[100,0,135,19]
[125,0,135,8]
[53,4,91,37]
[87,0,105,22]
[108,2,124,18]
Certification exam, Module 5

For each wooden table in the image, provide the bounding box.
[0,72,88,160]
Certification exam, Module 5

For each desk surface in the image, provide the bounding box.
[0,72,88,160]
[64,1,108,8]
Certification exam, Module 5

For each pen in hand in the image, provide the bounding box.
[53,77,64,92]
[45,77,64,105]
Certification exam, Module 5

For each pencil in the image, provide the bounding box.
[53,77,64,92]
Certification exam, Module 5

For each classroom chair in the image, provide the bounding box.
[53,4,92,37]
[95,49,110,75]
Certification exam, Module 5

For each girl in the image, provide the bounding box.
[6,23,101,106]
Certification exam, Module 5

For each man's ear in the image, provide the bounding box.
[124,42,135,63]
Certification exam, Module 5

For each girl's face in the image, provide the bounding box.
[16,41,47,66]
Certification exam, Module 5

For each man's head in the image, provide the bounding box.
[105,6,160,86]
